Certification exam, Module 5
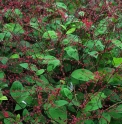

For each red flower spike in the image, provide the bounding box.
[3,111,9,118]
[82,18,93,29]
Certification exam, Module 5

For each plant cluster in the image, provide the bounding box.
[0,0,122,124]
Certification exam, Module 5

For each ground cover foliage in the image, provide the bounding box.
[0,0,122,123]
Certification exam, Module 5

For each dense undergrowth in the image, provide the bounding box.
[0,0,122,124]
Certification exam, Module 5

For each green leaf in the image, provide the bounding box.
[47,106,67,124]
[108,104,122,119]
[30,17,39,30]
[55,100,68,107]
[60,24,66,30]
[0,71,5,80]
[42,30,57,39]
[3,23,24,34]
[0,96,8,101]
[88,51,99,58]
[60,88,73,100]
[55,2,67,10]
[22,109,30,121]
[103,88,121,102]
[19,63,28,69]
[36,69,45,75]
[23,109,29,117]
[71,69,95,82]
[4,9,12,18]
[4,118,15,124]
[99,112,111,124]
[14,9,23,18]
[30,64,38,71]
[40,55,60,71]
[15,102,26,111]
[0,57,8,64]
[84,92,106,112]
[64,46,79,60]
[10,81,29,103]
[20,40,31,48]
[84,40,105,52]
[0,33,5,41]
[113,57,122,67]
[10,54,20,59]
[47,59,60,72]
[108,74,122,86]
[15,114,20,122]
[112,39,122,49]
[66,28,76,34]
[0,32,12,41]
[95,19,108,36]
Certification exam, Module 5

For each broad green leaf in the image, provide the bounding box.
[60,88,73,100]
[95,19,108,36]
[9,64,23,74]
[22,109,30,121]
[4,9,12,18]
[0,71,5,79]
[99,113,111,124]
[36,75,49,88]
[0,96,8,101]
[112,39,122,49]
[55,100,68,107]
[103,88,121,102]
[40,55,60,71]
[30,17,39,30]
[0,81,8,90]
[95,40,105,51]
[36,69,45,75]
[64,46,79,60]
[70,99,80,106]
[23,109,29,117]
[20,40,31,48]
[67,34,80,42]
[1,32,12,41]
[10,81,29,103]
[95,26,107,36]
[66,28,76,34]
[4,118,15,124]
[0,33,5,41]
[14,9,23,18]
[24,75,35,84]
[42,30,57,39]
[47,59,60,71]
[19,63,28,69]
[10,54,20,59]
[71,69,94,82]
[108,104,122,119]
[84,92,106,112]
[55,2,67,10]
[15,102,26,111]
[84,40,105,52]
[108,74,122,86]
[47,106,67,124]
[30,64,38,71]
[88,51,99,58]
[3,23,24,34]
[113,57,122,67]
[0,57,8,64]
[61,34,80,45]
